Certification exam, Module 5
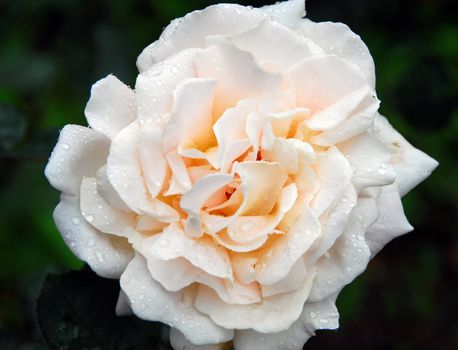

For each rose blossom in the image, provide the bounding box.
[45,1,438,349]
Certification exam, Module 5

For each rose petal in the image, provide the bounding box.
[80,177,138,239]
[229,20,322,69]
[141,224,233,279]
[194,269,316,333]
[311,147,352,217]
[365,183,413,256]
[255,206,320,285]
[338,132,396,192]
[289,55,367,114]
[115,290,132,316]
[137,4,267,71]
[45,125,109,196]
[53,195,133,278]
[233,296,339,350]
[372,114,438,196]
[84,74,136,139]
[181,173,233,237]
[261,258,307,297]
[106,121,179,222]
[120,254,233,346]
[96,166,130,212]
[234,161,288,216]
[195,43,282,117]
[297,20,376,87]
[135,48,198,125]
[163,78,217,153]
[260,0,306,27]
[308,197,378,302]
[170,328,226,350]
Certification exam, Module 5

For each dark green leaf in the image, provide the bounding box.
[36,268,168,350]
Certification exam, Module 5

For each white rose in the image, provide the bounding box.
[45,1,438,349]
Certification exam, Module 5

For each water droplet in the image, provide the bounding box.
[310,311,317,318]
[95,251,104,263]
[319,318,329,324]
[376,166,388,175]
[71,217,81,225]
[85,214,95,223]
[62,143,70,150]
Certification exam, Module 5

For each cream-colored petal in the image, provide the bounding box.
[255,206,320,285]
[137,4,267,71]
[308,197,378,302]
[372,114,438,196]
[135,48,198,125]
[213,98,259,171]
[365,183,413,256]
[142,224,233,279]
[306,185,357,265]
[228,183,297,244]
[96,166,130,212]
[170,328,227,350]
[139,127,168,198]
[53,195,133,278]
[232,255,257,285]
[260,0,306,27]
[84,74,136,139]
[195,43,282,117]
[310,147,352,217]
[80,177,138,239]
[181,173,233,237]
[229,20,322,69]
[289,55,367,114]
[163,78,216,153]
[45,125,109,196]
[106,121,179,222]
[120,254,233,346]
[234,161,288,216]
[233,296,339,350]
[194,269,316,333]
[297,20,376,87]
[261,258,307,298]
[165,150,192,195]
[338,132,396,192]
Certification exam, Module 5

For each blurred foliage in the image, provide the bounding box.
[0,0,456,349]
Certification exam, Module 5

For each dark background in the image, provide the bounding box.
[0,0,457,349]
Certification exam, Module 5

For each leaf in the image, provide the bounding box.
[36,268,168,350]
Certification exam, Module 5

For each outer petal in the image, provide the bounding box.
[338,132,396,192]
[260,0,306,27]
[297,20,376,87]
[137,4,267,71]
[80,177,138,239]
[194,268,316,333]
[84,74,136,139]
[365,183,413,256]
[308,197,378,302]
[120,254,233,346]
[233,296,339,350]
[45,125,109,196]
[228,20,322,69]
[255,206,320,285]
[53,195,133,278]
[170,328,226,350]
[289,55,367,114]
[372,114,438,196]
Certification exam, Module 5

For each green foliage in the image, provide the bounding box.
[37,268,167,350]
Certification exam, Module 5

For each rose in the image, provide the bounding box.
[45,0,438,349]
